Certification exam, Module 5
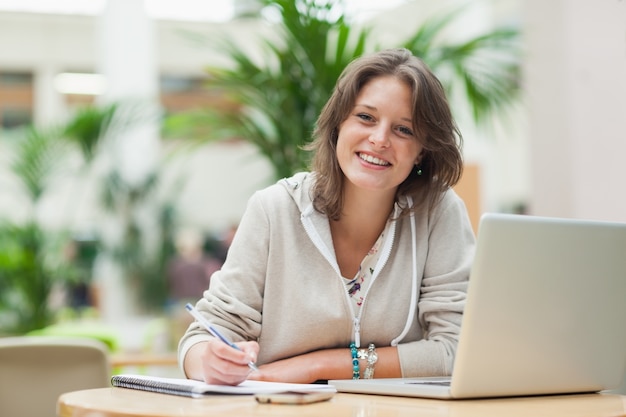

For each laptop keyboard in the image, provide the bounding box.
[407,380,451,387]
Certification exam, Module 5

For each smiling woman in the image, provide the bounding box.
[179,48,476,387]
[335,76,424,202]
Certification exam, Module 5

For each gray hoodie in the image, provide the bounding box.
[178,172,475,377]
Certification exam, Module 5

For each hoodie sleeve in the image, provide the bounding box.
[397,191,476,377]
[177,190,269,376]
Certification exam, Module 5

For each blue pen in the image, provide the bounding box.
[185,303,260,372]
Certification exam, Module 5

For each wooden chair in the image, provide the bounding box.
[0,336,110,417]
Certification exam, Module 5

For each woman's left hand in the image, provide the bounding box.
[248,349,349,383]
[247,353,320,383]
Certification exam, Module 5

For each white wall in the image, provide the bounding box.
[524,0,626,222]
[162,141,274,231]
[0,11,275,234]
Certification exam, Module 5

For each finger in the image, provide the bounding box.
[237,341,260,364]
[201,341,250,385]
[213,341,254,367]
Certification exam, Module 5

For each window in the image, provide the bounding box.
[1,108,32,129]
[0,71,34,129]
[159,74,238,114]
[0,72,33,86]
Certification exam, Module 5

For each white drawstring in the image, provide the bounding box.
[391,195,418,346]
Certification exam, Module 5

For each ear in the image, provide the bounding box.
[415,152,424,165]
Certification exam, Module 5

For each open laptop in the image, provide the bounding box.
[330,213,626,399]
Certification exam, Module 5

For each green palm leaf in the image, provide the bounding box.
[400,7,521,123]
[10,126,68,202]
[164,0,520,179]
[61,102,119,162]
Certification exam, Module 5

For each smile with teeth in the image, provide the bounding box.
[358,152,390,166]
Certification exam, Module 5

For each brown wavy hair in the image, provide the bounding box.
[307,48,463,220]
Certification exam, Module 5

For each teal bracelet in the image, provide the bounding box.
[350,342,359,379]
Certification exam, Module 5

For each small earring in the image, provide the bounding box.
[415,165,423,176]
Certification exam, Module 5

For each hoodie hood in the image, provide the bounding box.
[279,171,419,348]
[279,171,315,214]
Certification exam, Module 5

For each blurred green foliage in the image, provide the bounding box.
[0,222,76,334]
[0,123,77,334]
[164,0,521,180]
[0,102,177,334]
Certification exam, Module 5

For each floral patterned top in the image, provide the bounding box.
[342,218,392,315]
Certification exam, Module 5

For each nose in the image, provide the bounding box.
[368,124,391,148]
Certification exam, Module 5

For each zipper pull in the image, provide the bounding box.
[353,317,361,348]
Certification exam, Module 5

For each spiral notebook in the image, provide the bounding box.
[111,374,336,398]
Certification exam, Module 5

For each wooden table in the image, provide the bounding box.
[57,387,626,417]
[110,352,179,368]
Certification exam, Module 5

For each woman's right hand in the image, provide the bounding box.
[185,339,260,386]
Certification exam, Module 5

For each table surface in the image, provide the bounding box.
[57,387,626,417]
[110,352,179,368]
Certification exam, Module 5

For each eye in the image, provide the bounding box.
[397,125,414,137]
[356,113,374,122]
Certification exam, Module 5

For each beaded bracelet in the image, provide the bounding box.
[349,342,360,379]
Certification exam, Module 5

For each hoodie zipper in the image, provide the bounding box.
[353,317,361,347]
[301,204,399,348]
[351,216,397,347]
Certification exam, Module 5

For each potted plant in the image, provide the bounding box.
[0,125,77,334]
[0,102,178,334]
[164,0,521,180]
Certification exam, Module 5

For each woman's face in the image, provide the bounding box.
[336,75,424,196]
